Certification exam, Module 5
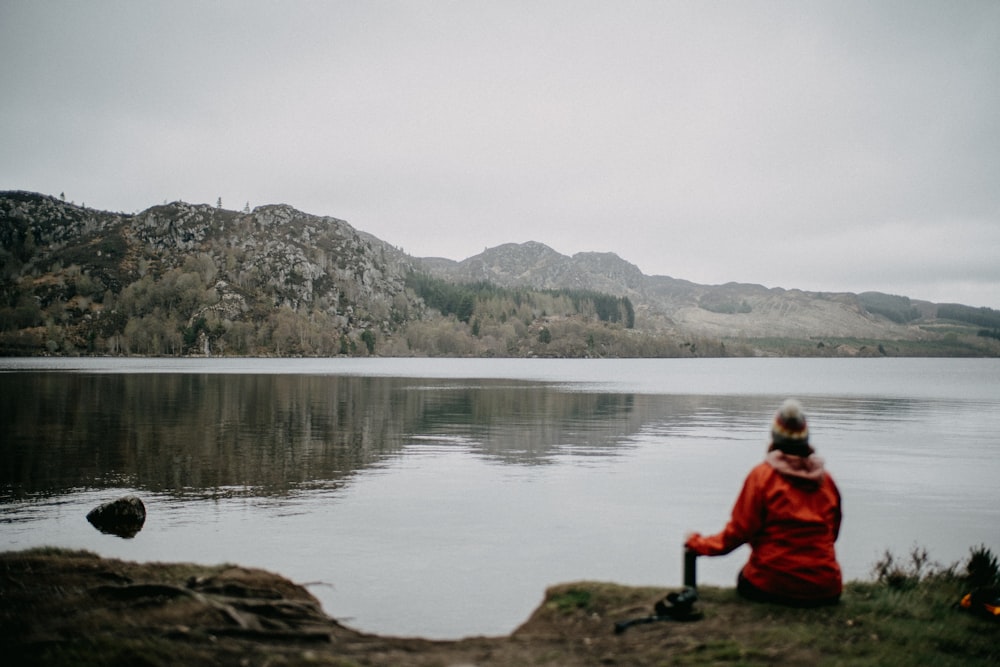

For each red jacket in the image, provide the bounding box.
[686,451,843,601]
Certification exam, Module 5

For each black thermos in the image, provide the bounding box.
[684,548,698,589]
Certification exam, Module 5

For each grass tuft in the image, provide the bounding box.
[547,588,593,614]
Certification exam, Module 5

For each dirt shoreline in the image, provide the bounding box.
[4,547,821,666]
[16,547,999,666]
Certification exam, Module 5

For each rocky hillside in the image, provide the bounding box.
[2,191,998,357]
[419,244,893,338]
[419,244,1000,354]
[0,191,421,356]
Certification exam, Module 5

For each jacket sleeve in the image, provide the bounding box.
[829,474,842,541]
[685,468,765,556]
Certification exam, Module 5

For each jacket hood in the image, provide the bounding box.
[765,449,826,483]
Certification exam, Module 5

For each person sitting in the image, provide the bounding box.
[685,398,842,607]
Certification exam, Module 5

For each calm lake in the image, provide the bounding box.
[2,357,999,639]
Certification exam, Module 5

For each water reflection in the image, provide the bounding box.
[3,372,803,498]
[2,374,404,497]
[2,362,999,640]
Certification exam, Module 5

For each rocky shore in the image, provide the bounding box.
[0,548,779,666]
[3,548,994,666]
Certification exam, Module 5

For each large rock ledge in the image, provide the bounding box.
[3,549,992,666]
[0,548,730,666]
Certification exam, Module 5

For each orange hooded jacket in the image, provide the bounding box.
[685,450,843,601]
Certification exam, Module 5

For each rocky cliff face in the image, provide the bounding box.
[130,200,414,318]
[0,191,421,355]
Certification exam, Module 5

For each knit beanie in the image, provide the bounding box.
[770,398,813,457]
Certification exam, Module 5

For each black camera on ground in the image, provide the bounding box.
[655,549,702,619]
[654,585,700,620]
[613,549,704,632]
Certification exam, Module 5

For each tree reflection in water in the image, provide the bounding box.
[2,372,766,498]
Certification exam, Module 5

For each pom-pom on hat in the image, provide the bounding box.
[770,398,812,457]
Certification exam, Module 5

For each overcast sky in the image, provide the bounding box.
[2,1,998,308]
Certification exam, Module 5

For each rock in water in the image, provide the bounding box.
[86,495,146,538]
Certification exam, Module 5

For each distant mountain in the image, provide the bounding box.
[417,242,987,345]
[2,191,998,357]
[420,242,648,295]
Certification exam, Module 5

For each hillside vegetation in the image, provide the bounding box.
[2,191,997,357]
